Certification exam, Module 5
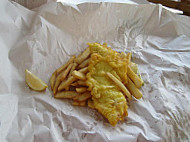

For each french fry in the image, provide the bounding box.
[76,87,87,93]
[60,63,73,81]
[137,71,144,86]
[58,76,77,91]
[71,82,79,86]
[111,71,122,81]
[73,92,91,102]
[78,58,89,68]
[126,52,132,63]
[53,71,65,95]
[53,63,73,94]
[75,47,90,64]
[77,80,87,86]
[130,62,144,85]
[57,55,75,74]
[78,67,88,74]
[126,78,143,99]
[127,66,143,88]
[106,72,132,100]
[87,99,95,108]
[73,95,80,101]
[68,63,78,78]
[72,70,86,80]
[72,101,86,106]
[129,62,138,74]
[54,91,79,99]
[50,71,57,90]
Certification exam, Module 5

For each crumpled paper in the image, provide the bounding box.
[0,0,190,142]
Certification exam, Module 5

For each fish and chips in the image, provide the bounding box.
[49,43,144,126]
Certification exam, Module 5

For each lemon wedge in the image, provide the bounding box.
[25,69,48,91]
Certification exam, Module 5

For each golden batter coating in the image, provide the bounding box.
[86,43,129,126]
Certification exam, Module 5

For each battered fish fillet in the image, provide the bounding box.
[86,43,129,126]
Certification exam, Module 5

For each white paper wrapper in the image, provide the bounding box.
[1,0,190,142]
